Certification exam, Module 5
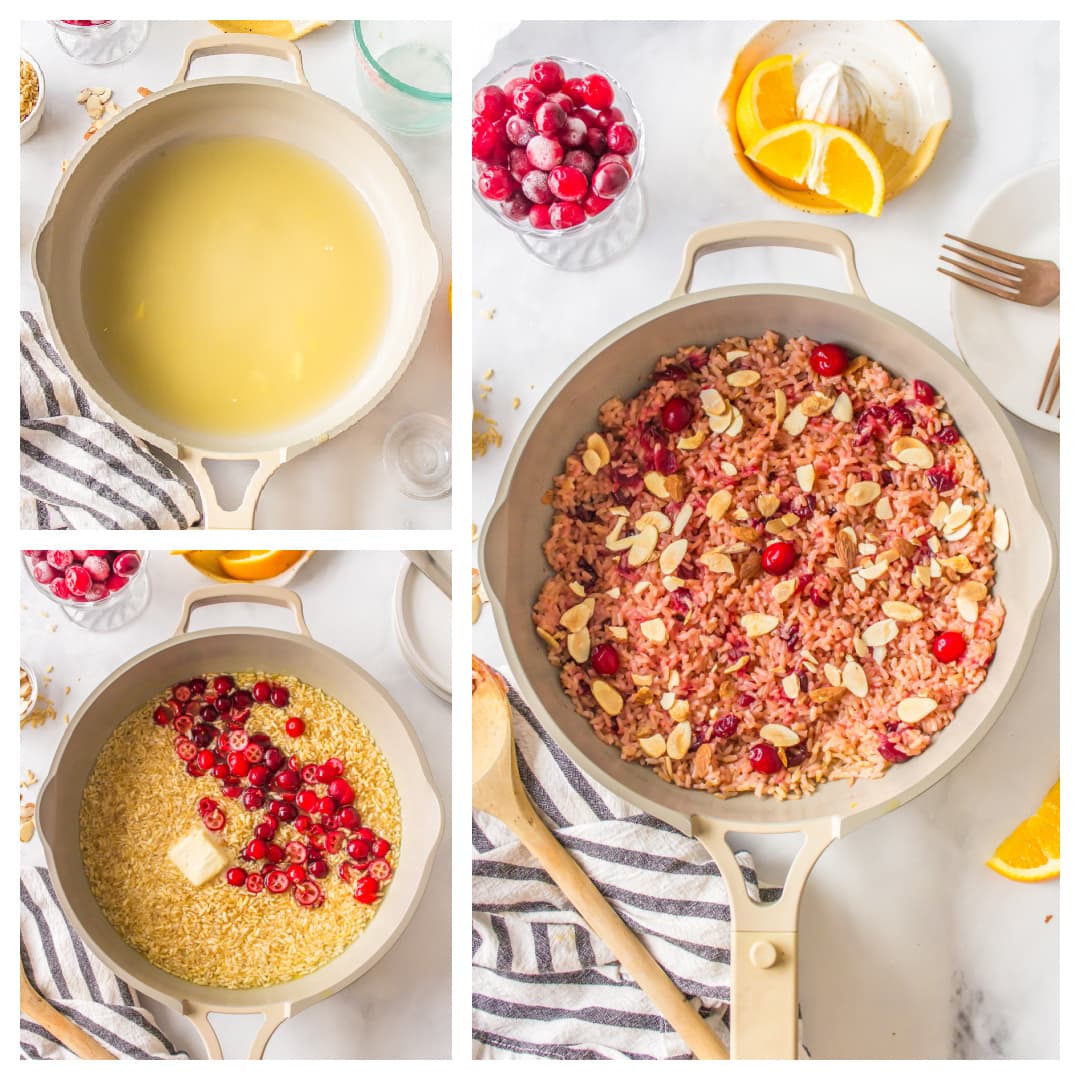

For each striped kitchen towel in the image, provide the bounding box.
[472,682,786,1060]
[20,866,186,1059]
[20,311,201,529]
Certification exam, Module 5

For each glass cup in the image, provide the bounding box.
[383,413,452,499]
[472,56,646,271]
[353,21,451,136]
[49,20,149,65]
[23,550,150,632]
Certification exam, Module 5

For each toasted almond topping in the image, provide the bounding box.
[627,524,659,567]
[568,627,591,663]
[896,537,917,559]
[928,535,942,553]
[772,578,797,604]
[727,369,761,388]
[851,573,868,593]
[853,636,870,658]
[992,506,1010,550]
[638,733,666,757]
[799,392,834,418]
[672,502,693,537]
[536,625,560,649]
[891,436,933,469]
[835,530,857,567]
[928,557,941,579]
[660,690,676,710]
[666,721,692,760]
[726,348,750,360]
[832,391,853,422]
[795,463,816,492]
[775,388,787,423]
[880,601,920,623]
[862,617,898,648]
[606,517,631,551]
[724,655,750,674]
[591,679,624,716]
[636,510,672,533]
[700,387,728,416]
[720,461,738,477]
[633,580,650,595]
[582,448,603,475]
[874,496,893,520]
[781,673,800,700]
[609,625,629,640]
[739,552,763,583]
[644,471,670,499]
[858,542,878,556]
[842,661,868,698]
[944,504,974,533]
[930,501,949,530]
[939,554,973,574]
[783,408,808,436]
[692,742,713,779]
[761,722,800,747]
[708,409,733,435]
[762,518,785,535]
[809,685,846,704]
[560,598,595,632]
[661,575,685,592]
[741,612,778,638]
[754,494,778,518]
[705,489,732,521]
[640,617,668,644]
[943,521,973,543]
[956,580,987,623]
[670,699,690,723]
[606,587,621,598]
[726,407,744,437]
[586,432,610,466]
[610,506,629,517]
[701,549,735,574]
[823,663,842,687]
[631,673,654,687]
[569,581,587,598]
[668,670,680,689]
[897,697,936,724]
[659,538,688,576]
[915,564,933,588]
[845,480,881,507]
[678,428,707,450]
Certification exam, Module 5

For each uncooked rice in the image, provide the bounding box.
[80,672,400,988]
[533,332,1005,799]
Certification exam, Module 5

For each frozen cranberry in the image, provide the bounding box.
[888,403,915,431]
[473,84,506,121]
[534,100,566,135]
[82,555,111,583]
[528,204,553,230]
[583,193,613,216]
[503,76,528,98]
[23,550,45,560]
[526,134,563,171]
[521,169,554,204]
[471,116,498,160]
[581,72,614,109]
[606,122,636,155]
[748,743,782,774]
[30,559,57,584]
[563,149,595,177]
[328,778,355,805]
[112,551,140,576]
[64,565,91,597]
[879,740,910,764]
[505,114,536,147]
[912,379,936,405]
[589,643,619,676]
[714,714,740,740]
[512,82,546,119]
[507,146,530,183]
[561,76,587,106]
[548,165,588,201]
[269,686,289,708]
[660,396,693,433]
[761,541,797,575]
[252,681,271,703]
[585,127,608,155]
[478,166,513,201]
[559,115,587,148]
[932,631,966,663]
[591,160,630,199]
[547,90,574,112]
[46,550,74,571]
[226,867,246,887]
[549,201,586,229]
[85,582,107,602]
[936,425,960,446]
[809,343,849,377]
[529,59,564,93]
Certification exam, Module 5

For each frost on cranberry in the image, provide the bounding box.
[521,169,554,205]
[592,160,630,199]
[472,84,506,121]
[501,192,531,221]
[505,114,536,147]
[549,202,586,230]
[534,100,566,136]
[508,146,530,181]
[563,149,596,177]
[559,116,587,148]
[512,81,545,119]
[529,59,564,94]
[548,165,588,202]
[526,134,564,172]
[478,166,513,201]
[606,122,637,155]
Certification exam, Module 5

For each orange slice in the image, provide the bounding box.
[216,550,305,581]
[735,55,797,154]
[987,780,1060,882]
[746,121,885,216]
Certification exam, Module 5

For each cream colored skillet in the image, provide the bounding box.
[36,585,443,1058]
[479,221,1056,1058]
[33,36,439,528]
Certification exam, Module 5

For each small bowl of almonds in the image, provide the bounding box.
[20,660,38,721]
[20,50,45,143]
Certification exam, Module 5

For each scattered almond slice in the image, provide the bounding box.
[823,663,842,687]
[700,387,728,416]
[591,679,624,716]
[644,472,671,499]
[809,685,845,704]
[659,538,688,576]
[956,580,987,623]
[783,408,808,436]
[842,661,868,698]
[939,554,973,574]
[943,504,974,534]
[835,529,857,567]
[605,517,629,551]
[586,433,610,466]
[761,723,800,747]
[660,690,676,710]
[609,625,629,641]
[796,464,815,492]
[631,673,654,687]
[627,525,659,567]
[861,617,898,648]
[670,699,690,723]
[775,388,787,423]
[720,461,738,477]
[741,612,778,637]
[897,696,936,724]
[666,722,692,760]
[726,349,750,360]
[881,600,922,623]
[727,369,761,388]
[638,733,666,758]
[781,673,800,700]
[943,520,973,543]
[560,597,595,633]
[582,449,602,475]
[772,578,797,604]
[724,655,750,674]
[706,489,733,521]
[799,392,833,418]
[536,626,560,649]
[914,564,933,588]
[568,627,591,663]
[725,407,745,438]
[992,506,1010,550]
[859,560,890,582]
[701,549,735,574]
[672,502,693,537]
[662,575,685,591]
[874,496,893,520]
[930,502,949,530]
[832,392,853,422]
[845,481,881,507]
[678,428,707,450]
[757,493,780,517]
[636,510,672,533]
[853,636,869,659]
[892,436,934,469]
[640,618,668,644]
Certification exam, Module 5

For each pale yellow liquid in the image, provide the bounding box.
[83,136,390,437]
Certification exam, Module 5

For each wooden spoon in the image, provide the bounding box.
[471,657,729,1060]
[20,962,116,1059]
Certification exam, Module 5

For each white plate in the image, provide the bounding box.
[949,161,1059,433]
[393,559,451,702]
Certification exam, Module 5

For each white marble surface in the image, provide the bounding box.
[471,20,1059,1060]
[20,551,450,1058]
[19,20,451,530]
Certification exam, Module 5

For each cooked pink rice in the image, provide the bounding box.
[533,332,1005,799]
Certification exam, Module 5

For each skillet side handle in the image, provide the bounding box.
[174,584,311,638]
[694,817,836,1059]
[179,448,285,530]
[478,496,511,612]
[671,220,868,301]
[175,33,309,87]
[184,1003,290,1060]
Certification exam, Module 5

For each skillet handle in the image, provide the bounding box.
[179,448,285,530]
[693,817,837,1059]
[671,220,868,300]
[184,1002,290,1060]
[176,33,309,87]
[174,584,311,638]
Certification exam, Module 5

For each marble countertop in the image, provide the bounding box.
[19,20,450,530]
[20,550,450,1058]
[471,20,1059,1060]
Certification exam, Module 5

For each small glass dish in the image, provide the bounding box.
[383,413,452,500]
[23,550,151,632]
[472,56,646,271]
[49,20,149,66]
[353,21,451,136]
[20,660,39,722]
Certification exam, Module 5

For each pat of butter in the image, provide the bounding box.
[168,828,230,887]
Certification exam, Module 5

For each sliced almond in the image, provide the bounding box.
[721,461,738,477]
[700,387,728,416]
[708,410,733,435]
[858,542,878,556]
[823,663,842,687]
[956,580,987,623]
[783,408,808,436]
[930,501,949,530]
[568,582,586,599]
[764,518,787,536]
[761,723,800,748]
[831,391,853,422]
[706,489,732,521]
[944,504,974,534]
[940,554,974,574]
[609,625,629,641]
[725,407,744,438]
[851,573,868,593]
[568,627,591,663]
[659,538,688,576]
[835,529,857,568]
[992,506,1010,550]
[606,517,631,551]
[670,700,690,724]
[692,742,713,779]
[560,598,595,632]
[845,481,881,507]
[678,428,707,451]
[738,552,763,582]
[586,432,610,466]
[775,388,787,423]
[631,673,654,687]
[842,660,868,698]
[897,697,936,724]
[644,472,671,499]
[580,451,601,477]
[591,679,624,717]
[727,369,761,388]
[636,510,672,533]
[536,625,560,649]
[772,578,797,604]
[638,733,666,758]
[640,617,668,644]
[672,502,693,537]
[701,549,735,575]
[741,612,778,638]
[795,464,816,492]
[781,673,800,700]
[627,525,659,567]
[757,493,780,517]
[724,655,750,674]
[809,685,845,705]
[726,348,750,360]
[659,690,676,710]
[914,564,933,588]
[872,645,886,663]
[881,600,922,623]
[853,636,869,658]
[892,437,934,469]
[874,496,893,521]
[662,575,685,592]
[799,392,833,418]
[943,520,974,543]
[928,535,942,553]
[665,721,692,760]
[896,537,917,559]
[861,617,898,648]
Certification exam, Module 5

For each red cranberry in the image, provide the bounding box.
[84,583,107,602]
[660,396,693,433]
[581,72,614,109]
[214,694,232,715]
[473,84,506,121]
[322,757,345,780]
[888,404,915,431]
[248,764,270,787]
[369,858,392,882]
[175,736,197,761]
[65,565,91,596]
[226,751,249,776]
[247,838,267,860]
[563,148,595,177]
[226,867,246,887]
[590,643,619,676]
[241,787,265,811]
[196,749,216,771]
[309,858,329,879]
[526,134,563,171]
[932,631,966,663]
[714,714,740,740]
[521,169,554,204]
[46,550,74,571]
[337,805,363,830]
[761,541,797,575]
[591,160,630,199]
[294,881,322,907]
[83,555,110,582]
[936,425,960,445]
[355,879,379,904]
[372,837,391,858]
[528,204,553,230]
[583,193,613,216]
[221,781,243,799]
[534,100,566,135]
[748,743,783,774]
[927,467,955,493]
[783,743,809,768]
[186,761,205,778]
[269,686,289,708]
[809,343,849,377]
[327,778,355,805]
[478,166,513,201]
[507,146,530,182]
[512,82,546,119]
[548,165,588,201]
[529,59,564,93]
[503,76,528,97]
[561,76,587,105]
[264,869,290,893]
[211,675,232,695]
[254,818,276,841]
[30,560,57,584]
[252,681,271,703]
[559,116,587,148]
[198,796,218,816]
[912,379,936,405]
[153,705,170,726]
[274,768,300,792]
[245,872,264,894]
[287,864,307,884]
[549,201,586,229]
[808,582,831,608]
[212,763,229,780]
[879,740,910,764]
[265,841,284,864]
[264,747,285,771]
[296,790,318,814]
[606,122,637,155]
[653,445,678,475]
[203,807,226,831]
[285,717,305,738]
[505,114,536,147]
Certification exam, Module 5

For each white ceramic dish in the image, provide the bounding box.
[20,50,45,144]
[393,560,451,702]
[949,161,1059,433]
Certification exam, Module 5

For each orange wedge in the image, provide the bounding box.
[216,550,305,581]
[746,121,885,217]
[987,780,1059,882]
[735,54,797,155]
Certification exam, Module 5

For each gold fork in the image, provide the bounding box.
[1037,339,1060,416]
[937,234,1060,306]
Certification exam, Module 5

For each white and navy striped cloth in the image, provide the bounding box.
[20,311,201,529]
[20,866,185,1060]
[473,683,784,1060]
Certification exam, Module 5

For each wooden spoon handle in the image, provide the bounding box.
[504,795,729,1060]
[21,993,116,1059]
